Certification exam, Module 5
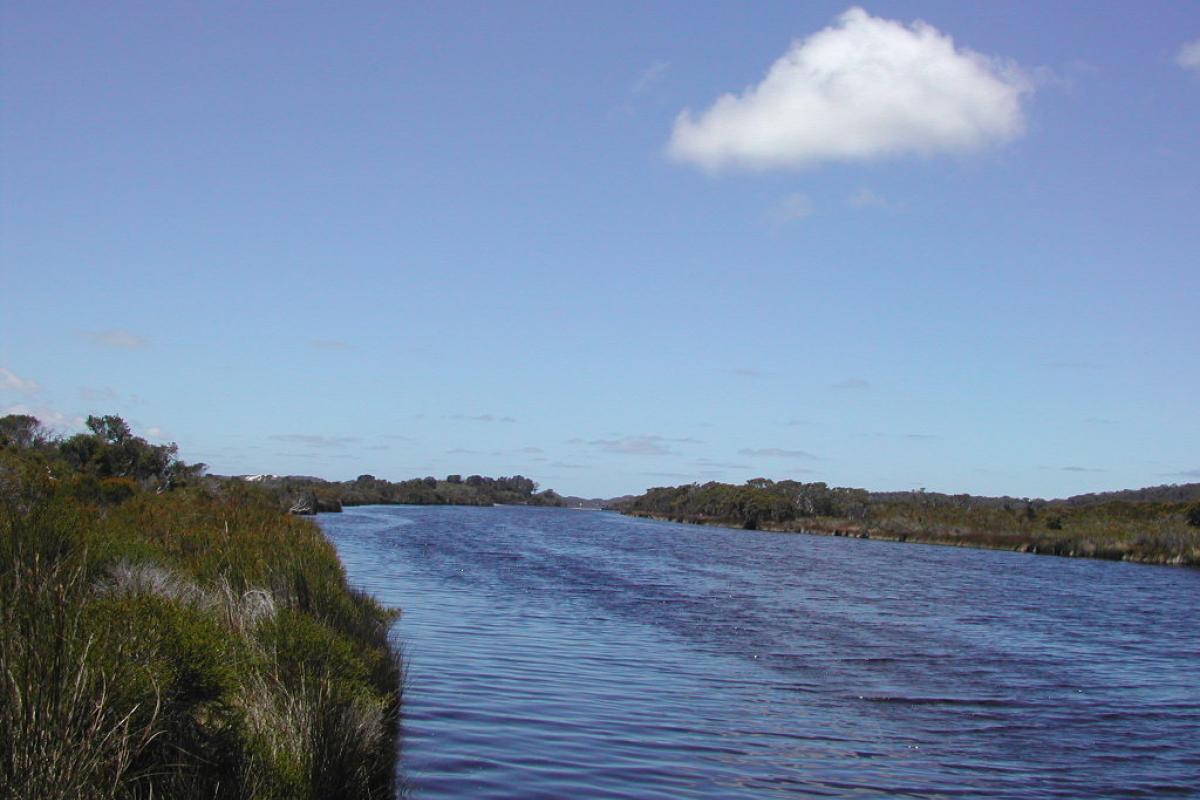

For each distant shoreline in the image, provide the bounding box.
[622,510,1198,567]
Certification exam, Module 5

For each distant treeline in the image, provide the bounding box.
[623,479,871,530]
[241,472,564,514]
[0,414,402,798]
[618,478,1200,566]
[868,483,1200,509]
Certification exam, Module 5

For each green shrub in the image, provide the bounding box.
[0,452,401,800]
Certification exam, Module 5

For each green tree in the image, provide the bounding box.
[0,414,52,450]
[59,414,203,488]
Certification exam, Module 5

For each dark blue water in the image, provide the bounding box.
[319,505,1200,799]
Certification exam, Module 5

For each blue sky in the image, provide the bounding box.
[3,1,1198,498]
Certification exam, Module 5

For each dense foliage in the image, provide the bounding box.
[0,415,401,799]
[620,478,1200,566]
[625,479,869,530]
[245,471,563,513]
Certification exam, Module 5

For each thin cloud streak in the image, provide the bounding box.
[739,447,818,460]
[830,378,870,391]
[309,339,353,351]
[632,61,670,94]
[0,368,40,395]
[80,329,148,350]
[587,434,703,456]
[268,434,360,448]
[453,414,517,423]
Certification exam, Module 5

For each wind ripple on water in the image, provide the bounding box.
[322,505,1200,799]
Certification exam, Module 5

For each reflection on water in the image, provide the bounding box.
[320,505,1200,799]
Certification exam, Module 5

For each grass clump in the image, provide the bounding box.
[0,416,402,800]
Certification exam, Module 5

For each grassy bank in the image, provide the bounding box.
[1,416,402,799]
[621,480,1200,567]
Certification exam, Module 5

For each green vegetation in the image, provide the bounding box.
[619,479,1200,566]
[246,471,564,514]
[0,415,401,799]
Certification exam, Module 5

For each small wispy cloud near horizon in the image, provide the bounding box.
[0,367,40,395]
[1177,38,1200,72]
[1062,466,1106,473]
[641,471,697,480]
[268,434,360,448]
[1043,360,1100,370]
[588,434,701,456]
[729,367,769,378]
[830,378,870,391]
[80,329,147,350]
[1164,468,1200,479]
[738,447,818,460]
[694,457,750,470]
[308,339,353,351]
[273,451,355,461]
[453,413,517,423]
[591,436,672,456]
[667,7,1029,171]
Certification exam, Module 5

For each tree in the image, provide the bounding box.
[86,414,133,444]
[0,414,52,450]
[60,414,202,487]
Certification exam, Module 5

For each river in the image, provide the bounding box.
[319,505,1200,799]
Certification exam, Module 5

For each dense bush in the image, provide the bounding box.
[619,478,1200,566]
[0,416,402,800]
[248,471,561,511]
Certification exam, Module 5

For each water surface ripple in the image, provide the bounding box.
[319,506,1200,799]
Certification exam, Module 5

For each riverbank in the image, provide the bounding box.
[622,506,1200,567]
[1,415,402,799]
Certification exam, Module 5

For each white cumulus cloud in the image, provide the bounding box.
[1178,39,1200,71]
[667,7,1030,171]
